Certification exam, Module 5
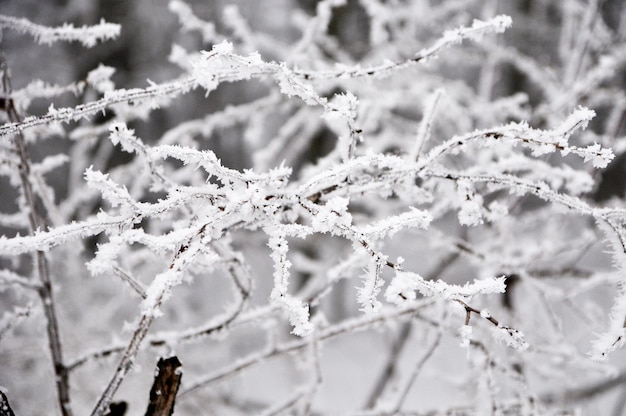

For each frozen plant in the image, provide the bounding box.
[1,1,626,415]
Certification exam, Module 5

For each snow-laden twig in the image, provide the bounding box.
[267,226,314,336]
[0,77,198,137]
[0,15,120,47]
[416,106,612,170]
[90,214,226,416]
[4,2,626,413]
[291,15,512,80]
[0,15,513,138]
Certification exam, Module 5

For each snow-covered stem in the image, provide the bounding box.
[0,15,120,47]
[291,15,512,80]
[90,214,226,415]
[364,251,461,410]
[0,77,198,138]
[0,16,514,139]
[90,314,153,416]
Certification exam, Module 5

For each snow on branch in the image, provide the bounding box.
[292,15,512,80]
[4,3,626,415]
[358,257,385,316]
[0,77,198,137]
[589,221,626,360]
[589,283,626,361]
[267,226,314,336]
[0,213,130,255]
[191,41,329,108]
[417,107,613,170]
[0,15,120,47]
[141,232,218,318]
[84,168,137,213]
[385,272,506,304]
[357,208,432,239]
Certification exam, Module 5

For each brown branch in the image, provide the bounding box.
[1,56,72,416]
[455,299,500,327]
[145,357,183,416]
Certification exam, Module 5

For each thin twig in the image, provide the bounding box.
[389,326,443,414]
[541,368,626,405]
[90,314,155,416]
[180,301,433,398]
[90,214,233,416]
[364,321,413,410]
[1,56,73,416]
[0,77,197,138]
[112,266,147,299]
[66,273,250,373]
[302,324,323,416]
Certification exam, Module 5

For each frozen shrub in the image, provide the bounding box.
[1,1,626,415]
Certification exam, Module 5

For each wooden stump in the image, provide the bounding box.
[144,356,182,416]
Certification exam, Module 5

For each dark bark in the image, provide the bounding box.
[103,402,127,416]
[0,391,16,416]
[144,357,182,416]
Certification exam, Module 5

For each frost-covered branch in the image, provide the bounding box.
[0,15,120,47]
[292,15,512,80]
[2,2,626,414]
[0,77,197,137]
